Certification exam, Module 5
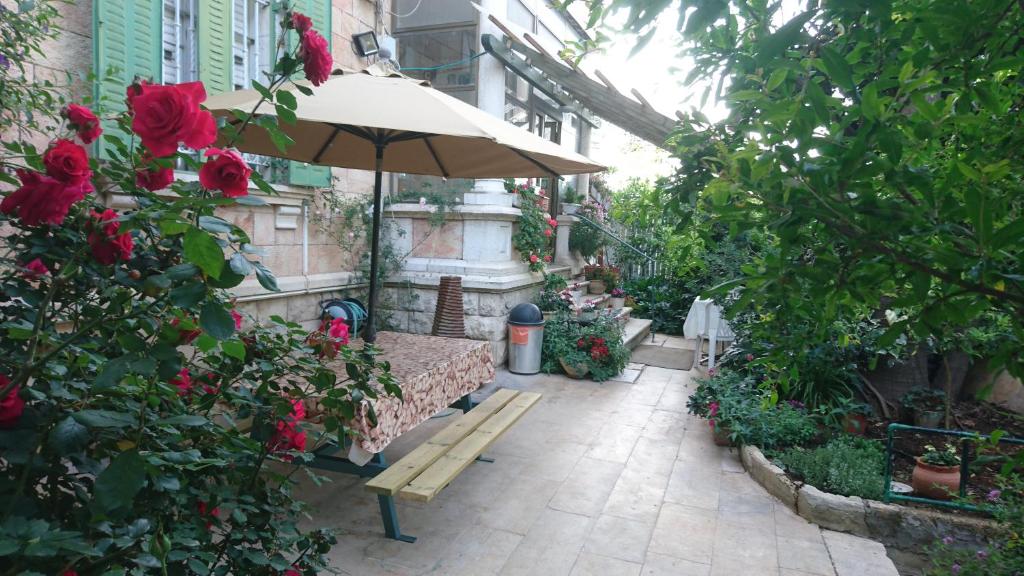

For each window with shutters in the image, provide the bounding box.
[162,0,198,84]
[231,0,281,181]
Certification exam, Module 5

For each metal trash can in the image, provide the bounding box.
[507,303,545,375]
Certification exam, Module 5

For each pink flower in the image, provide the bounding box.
[707,367,717,377]
[708,401,719,417]
[986,489,1001,502]
[548,218,558,227]
[21,258,49,278]
[976,549,988,560]
[544,228,553,237]
[231,309,243,331]
[544,255,552,262]
[942,536,954,545]
[745,353,754,362]
[529,254,539,263]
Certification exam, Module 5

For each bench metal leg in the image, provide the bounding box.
[378,494,416,543]
[475,455,495,463]
[454,393,475,413]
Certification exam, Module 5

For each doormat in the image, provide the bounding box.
[630,346,695,370]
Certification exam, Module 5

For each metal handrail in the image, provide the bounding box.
[573,212,656,263]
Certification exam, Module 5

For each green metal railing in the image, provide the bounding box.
[573,212,658,279]
[883,423,1024,513]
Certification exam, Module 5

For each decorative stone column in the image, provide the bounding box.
[470,0,511,198]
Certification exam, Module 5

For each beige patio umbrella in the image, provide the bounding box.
[205,65,604,341]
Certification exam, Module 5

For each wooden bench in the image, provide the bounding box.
[364,388,541,542]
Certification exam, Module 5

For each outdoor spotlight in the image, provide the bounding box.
[353,31,380,57]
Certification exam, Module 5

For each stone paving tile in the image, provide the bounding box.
[477,473,561,535]
[571,552,643,576]
[610,368,643,383]
[664,459,721,511]
[601,466,669,525]
[776,536,836,576]
[586,422,644,463]
[641,553,711,576]
[550,457,626,517]
[425,527,524,576]
[583,514,655,563]
[821,530,900,576]
[499,508,591,576]
[648,503,718,564]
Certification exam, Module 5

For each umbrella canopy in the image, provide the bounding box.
[204,67,604,178]
[205,65,605,342]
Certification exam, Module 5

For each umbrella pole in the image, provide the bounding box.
[365,144,386,343]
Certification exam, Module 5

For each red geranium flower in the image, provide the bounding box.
[21,258,49,279]
[199,148,252,198]
[327,317,350,344]
[129,82,217,157]
[171,316,202,345]
[0,375,25,429]
[87,209,133,265]
[299,29,332,86]
[65,104,102,144]
[43,139,92,185]
[0,169,92,226]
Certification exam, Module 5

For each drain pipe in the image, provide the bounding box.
[302,198,310,277]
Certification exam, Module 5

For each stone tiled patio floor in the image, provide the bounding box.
[297,359,899,575]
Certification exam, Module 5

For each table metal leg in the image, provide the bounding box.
[378,494,417,543]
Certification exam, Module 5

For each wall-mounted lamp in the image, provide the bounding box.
[353,31,380,57]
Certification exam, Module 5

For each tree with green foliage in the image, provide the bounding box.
[566,0,1024,380]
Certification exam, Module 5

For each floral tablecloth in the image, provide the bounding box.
[324,331,494,464]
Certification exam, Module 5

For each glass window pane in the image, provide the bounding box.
[397,28,477,91]
[507,0,535,31]
[394,0,476,30]
[538,22,562,52]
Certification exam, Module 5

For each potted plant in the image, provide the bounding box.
[578,300,597,321]
[831,397,872,435]
[568,282,584,304]
[610,288,626,310]
[561,185,583,215]
[912,444,961,500]
[901,387,946,428]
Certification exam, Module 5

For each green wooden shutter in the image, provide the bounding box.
[93,0,162,158]
[287,0,331,187]
[197,0,233,95]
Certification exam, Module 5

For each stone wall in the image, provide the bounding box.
[379,282,542,365]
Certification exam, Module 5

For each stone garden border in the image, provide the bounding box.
[738,445,1000,551]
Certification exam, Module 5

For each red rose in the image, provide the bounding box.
[21,258,49,278]
[0,169,91,226]
[130,82,217,157]
[299,29,332,86]
[544,228,552,237]
[290,12,312,32]
[548,218,558,227]
[197,500,220,529]
[125,80,152,112]
[543,255,552,262]
[269,399,307,457]
[87,208,133,265]
[135,164,174,191]
[529,254,539,263]
[284,570,301,576]
[231,309,243,331]
[195,372,220,395]
[199,148,251,198]
[171,316,202,345]
[0,375,25,429]
[327,318,350,344]
[65,104,102,144]
[170,368,192,396]
[43,139,92,185]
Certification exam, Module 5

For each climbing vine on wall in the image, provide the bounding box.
[511,184,557,272]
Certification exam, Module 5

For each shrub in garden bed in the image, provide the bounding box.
[772,436,887,500]
[541,313,629,381]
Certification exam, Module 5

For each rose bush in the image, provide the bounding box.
[511,184,556,272]
[0,5,392,574]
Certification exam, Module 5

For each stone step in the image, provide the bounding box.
[822,530,900,576]
[622,318,652,351]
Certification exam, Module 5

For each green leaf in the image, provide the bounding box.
[234,194,269,206]
[274,103,297,125]
[95,355,133,389]
[156,415,208,427]
[74,410,136,428]
[253,262,279,292]
[93,451,146,515]
[276,89,297,109]
[169,282,207,308]
[251,80,273,101]
[818,46,854,91]
[199,301,235,340]
[766,68,788,91]
[197,215,234,235]
[221,340,246,360]
[183,228,224,280]
[164,263,200,281]
[229,253,254,276]
[206,266,245,289]
[49,417,89,455]
[195,334,218,353]
[159,219,191,236]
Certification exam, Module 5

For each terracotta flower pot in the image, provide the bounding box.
[588,279,606,294]
[911,457,960,500]
[560,359,590,379]
[711,423,733,446]
[914,410,944,428]
[842,413,868,435]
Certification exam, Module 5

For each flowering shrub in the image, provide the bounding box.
[0,5,389,574]
[569,200,606,259]
[540,313,630,381]
[511,184,556,272]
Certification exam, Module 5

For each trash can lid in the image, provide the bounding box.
[508,303,544,326]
